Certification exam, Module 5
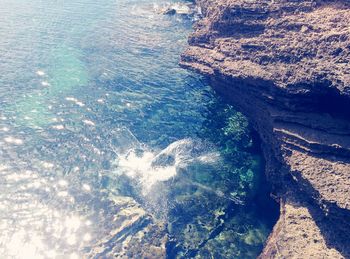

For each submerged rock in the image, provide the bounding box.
[88,194,167,258]
[160,2,195,16]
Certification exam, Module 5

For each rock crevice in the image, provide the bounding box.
[181,0,350,257]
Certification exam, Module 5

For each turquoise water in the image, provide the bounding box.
[0,0,278,258]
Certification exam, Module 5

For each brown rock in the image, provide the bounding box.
[181,0,350,257]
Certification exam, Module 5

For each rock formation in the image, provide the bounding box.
[180,0,350,257]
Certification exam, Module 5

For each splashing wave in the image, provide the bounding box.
[116,138,220,194]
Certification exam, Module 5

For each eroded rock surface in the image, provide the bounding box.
[181,0,350,257]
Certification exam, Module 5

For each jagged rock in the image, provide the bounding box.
[260,189,349,258]
[161,3,195,16]
[181,0,350,257]
[163,8,177,15]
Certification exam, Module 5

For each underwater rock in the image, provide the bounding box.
[166,185,270,258]
[108,126,268,257]
[88,194,167,258]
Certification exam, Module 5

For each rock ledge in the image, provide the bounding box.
[181,0,350,257]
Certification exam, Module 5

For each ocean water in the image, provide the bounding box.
[0,0,278,258]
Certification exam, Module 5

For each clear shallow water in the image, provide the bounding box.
[0,0,278,258]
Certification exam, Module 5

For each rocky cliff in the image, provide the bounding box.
[180,0,350,257]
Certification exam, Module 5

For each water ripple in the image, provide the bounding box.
[0,0,276,257]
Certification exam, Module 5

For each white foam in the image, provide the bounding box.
[117,138,220,194]
[119,150,177,192]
